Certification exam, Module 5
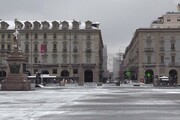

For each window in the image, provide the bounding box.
[25,44,29,52]
[171,56,175,63]
[177,17,180,21]
[53,44,57,52]
[73,45,78,52]
[74,34,77,40]
[1,34,5,39]
[33,22,40,30]
[42,55,47,63]
[72,21,79,29]
[62,21,69,29]
[7,44,11,50]
[44,33,47,39]
[85,21,92,29]
[167,17,171,22]
[44,44,47,52]
[147,55,151,64]
[73,69,78,74]
[87,34,90,40]
[73,55,78,63]
[86,41,91,48]
[53,33,56,39]
[25,23,31,29]
[52,22,59,29]
[34,57,38,63]
[63,43,67,52]
[86,54,91,63]
[35,33,38,39]
[1,44,5,50]
[34,44,38,52]
[146,37,152,48]
[8,34,11,39]
[171,43,175,50]
[43,23,49,29]
[161,56,164,63]
[52,69,57,74]
[63,34,66,40]
[26,33,29,40]
[1,23,6,29]
[53,44,57,49]
[53,56,57,63]
[63,56,67,63]
[34,69,38,74]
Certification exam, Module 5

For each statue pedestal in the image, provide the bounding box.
[1,48,31,91]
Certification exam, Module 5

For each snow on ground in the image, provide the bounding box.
[0,85,108,120]
[0,84,180,120]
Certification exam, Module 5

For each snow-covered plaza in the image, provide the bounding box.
[1,84,180,120]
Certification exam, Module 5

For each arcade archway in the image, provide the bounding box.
[61,70,69,77]
[84,69,93,82]
[169,69,178,85]
[145,69,154,84]
[26,70,31,76]
[41,70,49,74]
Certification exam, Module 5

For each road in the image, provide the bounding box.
[0,84,180,120]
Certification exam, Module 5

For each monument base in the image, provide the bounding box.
[1,75,31,91]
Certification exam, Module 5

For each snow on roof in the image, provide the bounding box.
[0,20,100,30]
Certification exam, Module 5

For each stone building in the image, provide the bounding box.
[0,20,103,84]
[122,8,180,85]
[102,45,108,82]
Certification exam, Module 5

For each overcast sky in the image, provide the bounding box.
[0,0,179,54]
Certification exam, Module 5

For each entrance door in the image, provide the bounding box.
[169,69,178,85]
[145,69,154,84]
[61,70,69,77]
[84,69,93,82]
[0,70,6,81]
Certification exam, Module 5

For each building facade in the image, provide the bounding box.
[0,20,103,84]
[102,45,108,82]
[151,12,180,28]
[122,28,180,85]
[122,10,180,85]
[113,57,120,81]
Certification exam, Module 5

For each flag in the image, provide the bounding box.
[41,44,46,53]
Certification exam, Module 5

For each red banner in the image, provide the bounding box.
[41,44,46,53]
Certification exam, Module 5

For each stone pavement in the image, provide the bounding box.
[0,84,180,120]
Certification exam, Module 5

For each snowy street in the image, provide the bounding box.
[1,85,180,120]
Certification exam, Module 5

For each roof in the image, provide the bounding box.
[0,20,100,30]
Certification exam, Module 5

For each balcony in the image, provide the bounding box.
[171,48,175,51]
[159,62,166,67]
[53,49,57,53]
[168,62,179,67]
[160,47,164,51]
[73,49,78,52]
[27,63,59,68]
[63,48,67,52]
[86,48,92,53]
[158,62,180,67]
[81,63,96,68]
[34,49,38,53]
[0,49,11,53]
[25,49,29,53]
[143,62,156,67]
[61,63,69,67]
[71,64,80,67]
[144,48,154,52]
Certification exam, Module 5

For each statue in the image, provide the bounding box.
[13,19,20,49]
[1,19,31,91]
